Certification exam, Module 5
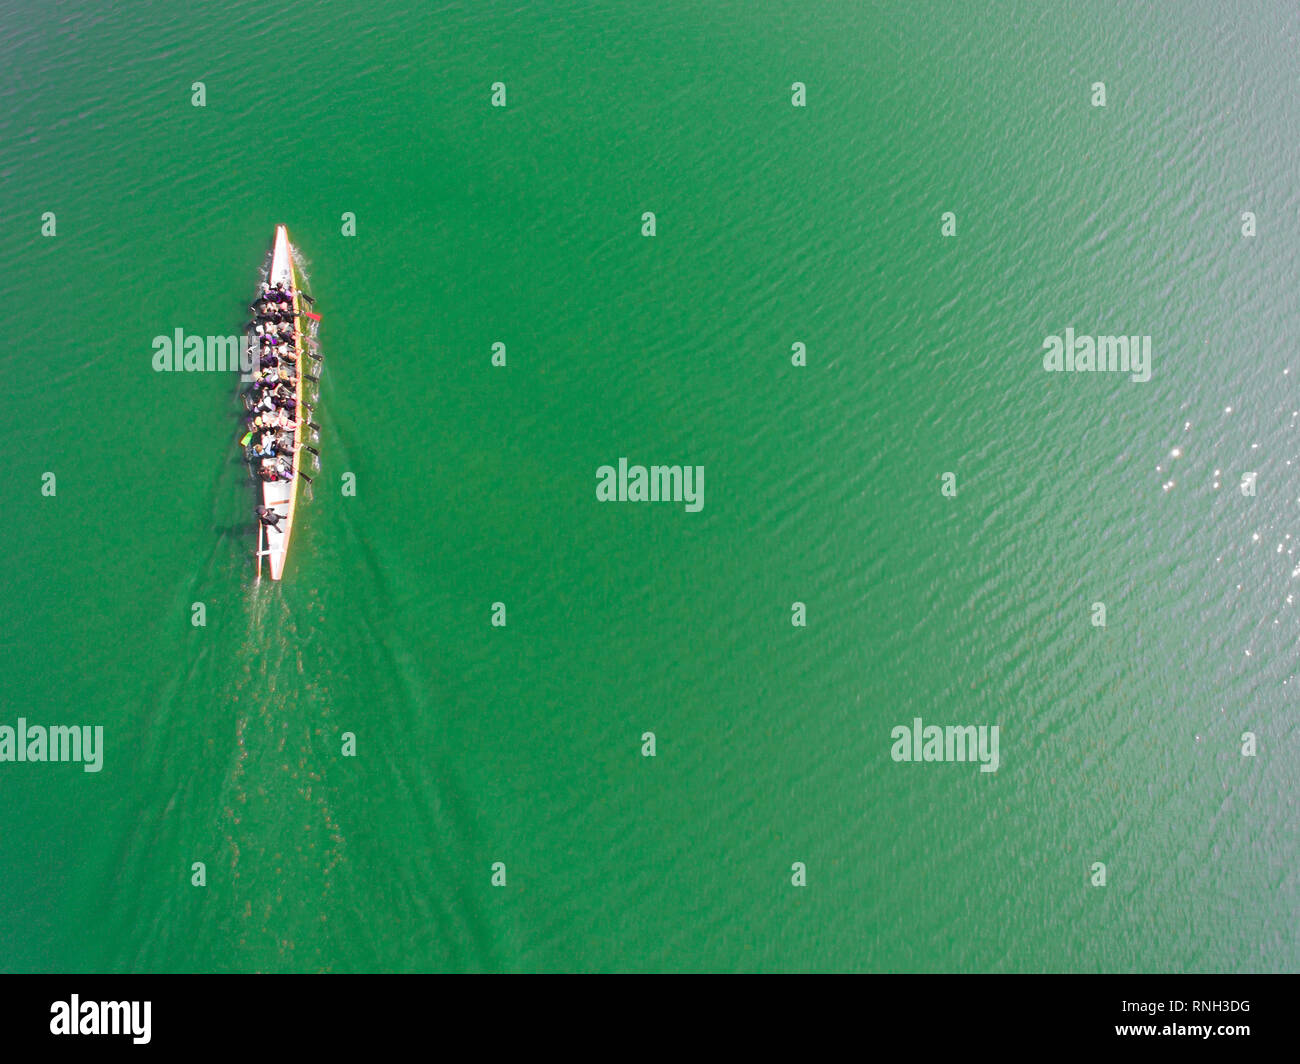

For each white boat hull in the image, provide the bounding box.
[256,225,305,581]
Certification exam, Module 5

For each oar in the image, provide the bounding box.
[300,292,315,306]
[300,443,320,457]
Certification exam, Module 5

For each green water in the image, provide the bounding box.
[1,0,1296,972]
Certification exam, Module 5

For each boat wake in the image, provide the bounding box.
[217,588,349,965]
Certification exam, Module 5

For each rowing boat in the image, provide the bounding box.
[249,225,307,580]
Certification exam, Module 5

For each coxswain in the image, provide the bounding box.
[255,504,284,531]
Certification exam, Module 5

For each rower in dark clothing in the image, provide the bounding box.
[255,504,284,531]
